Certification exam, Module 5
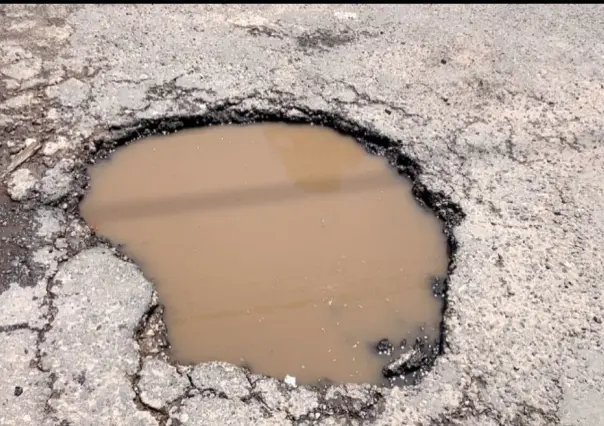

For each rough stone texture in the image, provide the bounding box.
[559,349,604,426]
[6,168,37,201]
[42,136,72,157]
[317,417,355,426]
[64,219,92,252]
[190,362,252,399]
[255,378,319,419]
[0,4,603,425]
[0,281,47,328]
[39,159,74,203]
[34,207,66,241]
[0,92,37,110]
[1,56,41,81]
[45,78,90,108]
[40,247,156,425]
[138,357,190,410]
[175,396,291,426]
[31,246,65,279]
[0,331,49,426]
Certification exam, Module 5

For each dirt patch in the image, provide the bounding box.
[0,190,36,292]
[297,29,357,51]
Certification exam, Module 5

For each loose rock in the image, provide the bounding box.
[138,358,190,410]
[189,362,251,399]
[39,159,74,202]
[7,168,37,201]
[382,340,434,378]
[375,339,394,356]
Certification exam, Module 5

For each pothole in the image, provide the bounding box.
[78,109,464,388]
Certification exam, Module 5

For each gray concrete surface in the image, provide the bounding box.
[0,4,603,425]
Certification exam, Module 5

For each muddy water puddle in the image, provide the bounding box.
[80,123,448,385]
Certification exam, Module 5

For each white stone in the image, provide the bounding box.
[7,168,37,201]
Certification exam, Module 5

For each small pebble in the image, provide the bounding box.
[376,338,394,356]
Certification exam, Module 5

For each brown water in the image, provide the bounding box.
[80,123,448,385]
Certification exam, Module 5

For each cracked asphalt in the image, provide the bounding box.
[1,4,603,426]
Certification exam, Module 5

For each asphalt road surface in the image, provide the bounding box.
[0,4,603,426]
